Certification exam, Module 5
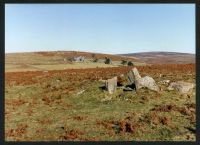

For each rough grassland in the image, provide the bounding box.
[5,64,196,141]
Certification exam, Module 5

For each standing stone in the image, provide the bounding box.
[105,76,117,94]
[126,67,141,84]
[168,81,195,94]
[132,67,142,80]
[126,71,135,84]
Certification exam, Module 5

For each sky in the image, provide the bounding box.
[5,4,195,54]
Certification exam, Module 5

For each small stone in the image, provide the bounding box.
[77,90,85,95]
[159,80,170,85]
[101,95,112,102]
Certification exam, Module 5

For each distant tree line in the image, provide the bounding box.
[121,60,134,66]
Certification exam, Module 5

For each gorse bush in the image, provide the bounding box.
[127,61,134,66]
[105,57,112,64]
[121,60,128,65]
[92,53,96,58]
[93,58,99,62]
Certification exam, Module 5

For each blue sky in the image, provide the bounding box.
[5,4,195,54]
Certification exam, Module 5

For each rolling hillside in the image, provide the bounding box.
[5,51,144,72]
[120,52,195,64]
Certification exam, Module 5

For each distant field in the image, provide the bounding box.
[5,51,145,72]
[5,63,116,72]
[5,62,146,72]
[5,51,139,64]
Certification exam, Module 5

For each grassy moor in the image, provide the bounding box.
[5,51,196,141]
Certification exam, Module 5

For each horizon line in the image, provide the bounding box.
[5,50,195,55]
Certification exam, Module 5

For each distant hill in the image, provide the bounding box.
[5,51,141,64]
[119,51,195,64]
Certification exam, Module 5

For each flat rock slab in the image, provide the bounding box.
[137,76,160,92]
[105,76,117,94]
[168,81,195,94]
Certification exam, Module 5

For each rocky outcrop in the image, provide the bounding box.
[126,67,160,92]
[103,67,160,94]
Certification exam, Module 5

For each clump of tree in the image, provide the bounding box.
[105,57,112,64]
[121,60,128,65]
[127,61,134,66]
[93,58,99,62]
[91,53,96,58]
[68,57,74,62]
